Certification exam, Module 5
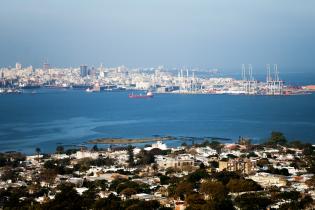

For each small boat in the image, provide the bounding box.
[128,91,154,99]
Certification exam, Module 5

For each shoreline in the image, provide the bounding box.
[86,136,175,145]
[86,136,231,145]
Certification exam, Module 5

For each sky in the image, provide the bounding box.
[0,0,315,73]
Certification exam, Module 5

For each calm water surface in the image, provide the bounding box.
[0,87,315,154]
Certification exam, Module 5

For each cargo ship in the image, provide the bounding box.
[128,91,154,99]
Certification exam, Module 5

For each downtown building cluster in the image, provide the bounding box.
[1,63,313,95]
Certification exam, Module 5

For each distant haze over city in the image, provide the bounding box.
[0,0,314,72]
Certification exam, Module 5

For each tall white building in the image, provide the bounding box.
[15,62,22,70]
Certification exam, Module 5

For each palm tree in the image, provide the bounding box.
[56,145,64,159]
[35,147,41,162]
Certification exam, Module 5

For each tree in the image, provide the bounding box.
[302,144,314,156]
[56,145,64,155]
[200,180,227,201]
[0,167,18,182]
[40,169,57,186]
[35,147,41,162]
[306,175,315,188]
[247,152,258,158]
[165,167,176,175]
[92,145,99,151]
[93,193,121,210]
[159,175,170,185]
[115,181,143,194]
[127,145,134,167]
[120,188,137,199]
[174,182,193,200]
[76,158,92,172]
[226,179,262,193]
[267,131,287,145]
[211,171,241,185]
[42,184,83,210]
[300,195,313,209]
[275,191,300,201]
[125,200,160,210]
[187,169,210,183]
[209,141,223,153]
[199,180,235,210]
[136,149,155,165]
[256,158,270,168]
[152,163,159,172]
[81,188,99,209]
[186,193,206,206]
[234,193,272,210]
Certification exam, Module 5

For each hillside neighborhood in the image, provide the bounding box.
[1,132,315,210]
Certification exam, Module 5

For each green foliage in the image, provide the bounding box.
[39,168,57,186]
[302,144,315,156]
[200,180,227,201]
[81,188,99,209]
[267,131,287,146]
[306,175,315,188]
[124,200,160,210]
[209,161,219,168]
[181,142,188,147]
[211,171,242,185]
[278,196,313,210]
[93,194,122,210]
[193,140,223,153]
[0,186,34,209]
[127,145,134,167]
[92,145,99,151]
[187,169,210,183]
[77,158,92,171]
[274,191,300,201]
[120,188,137,198]
[234,193,272,210]
[90,157,115,167]
[186,192,206,206]
[247,152,258,158]
[42,184,83,210]
[198,180,235,210]
[172,182,193,199]
[0,152,26,167]
[227,154,238,159]
[65,148,79,155]
[159,175,171,185]
[55,145,64,154]
[266,166,290,176]
[43,158,74,175]
[0,167,19,182]
[136,149,154,165]
[110,180,151,195]
[256,158,270,167]
[226,179,262,193]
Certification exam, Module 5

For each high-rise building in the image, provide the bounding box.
[43,62,50,71]
[15,62,22,70]
[88,66,99,77]
[80,65,88,77]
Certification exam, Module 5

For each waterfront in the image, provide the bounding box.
[0,87,315,154]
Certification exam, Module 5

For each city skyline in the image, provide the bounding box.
[0,0,315,72]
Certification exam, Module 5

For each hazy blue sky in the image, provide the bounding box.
[0,0,314,72]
